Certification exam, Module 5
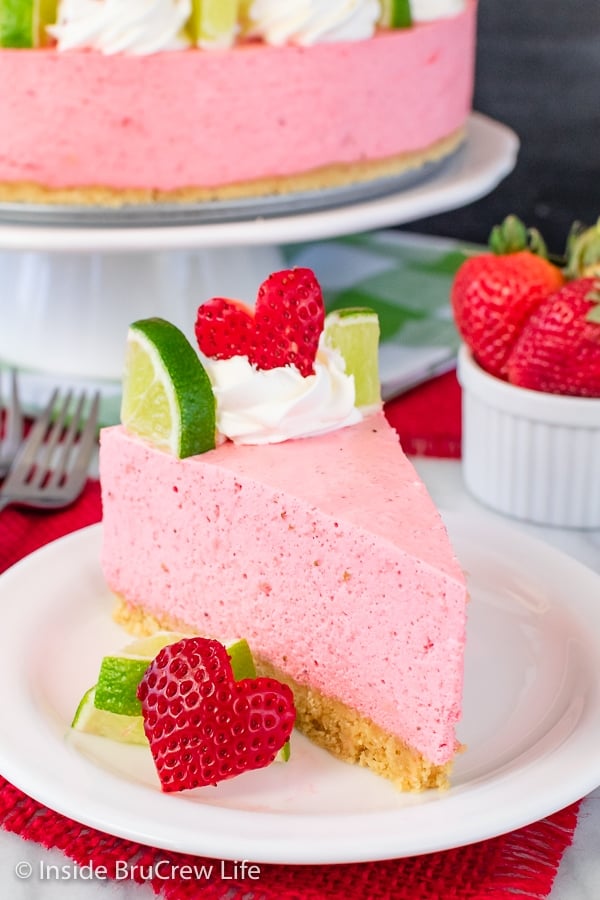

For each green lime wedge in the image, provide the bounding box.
[188,0,239,46]
[73,636,291,760]
[94,633,192,717]
[226,637,256,680]
[276,741,291,763]
[0,0,58,47]
[324,307,381,410]
[71,686,148,745]
[378,0,412,28]
[126,634,258,678]
[94,637,258,717]
[120,317,216,459]
[94,656,151,717]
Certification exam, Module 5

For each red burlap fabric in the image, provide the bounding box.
[385,370,463,459]
[0,371,580,899]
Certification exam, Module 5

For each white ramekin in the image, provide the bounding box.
[457,345,600,529]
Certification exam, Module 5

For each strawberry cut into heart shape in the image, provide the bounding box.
[137,637,296,792]
[194,268,325,377]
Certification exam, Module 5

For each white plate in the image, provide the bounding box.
[0,514,599,864]
[0,114,517,252]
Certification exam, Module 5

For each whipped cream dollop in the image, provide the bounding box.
[410,0,466,22]
[49,0,192,54]
[205,341,362,445]
[246,0,380,46]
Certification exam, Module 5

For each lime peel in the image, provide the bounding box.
[0,0,58,47]
[121,317,216,459]
[378,0,412,28]
[94,656,151,717]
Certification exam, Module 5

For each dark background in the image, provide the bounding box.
[399,0,600,255]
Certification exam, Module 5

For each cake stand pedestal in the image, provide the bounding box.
[0,244,285,381]
[0,114,518,414]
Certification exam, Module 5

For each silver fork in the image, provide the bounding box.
[0,369,24,479]
[0,388,100,513]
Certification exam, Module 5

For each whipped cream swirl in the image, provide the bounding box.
[246,0,380,46]
[410,0,466,22]
[205,342,362,445]
[49,0,192,55]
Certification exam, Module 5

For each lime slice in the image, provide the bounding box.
[94,656,151,717]
[94,636,258,717]
[93,634,188,718]
[73,636,291,759]
[226,637,256,680]
[189,0,239,47]
[324,307,381,410]
[276,741,291,763]
[120,317,216,459]
[378,0,412,28]
[0,0,58,46]
[71,686,148,745]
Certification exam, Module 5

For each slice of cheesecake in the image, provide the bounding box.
[100,410,467,790]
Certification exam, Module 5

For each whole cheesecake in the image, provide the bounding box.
[0,0,477,206]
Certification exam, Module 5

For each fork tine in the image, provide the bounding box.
[0,388,100,513]
[3,388,59,492]
[28,390,74,491]
[5,369,23,448]
[46,391,87,490]
[61,391,100,498]
[0,369,24,471]
[4,370,23,452]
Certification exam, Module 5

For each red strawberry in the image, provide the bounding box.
[194,297,255,360]
[250,268,325,376]
[137,637,296,792]
[451,217,564,379]
[506,277,600,397]
[194,268,325,377]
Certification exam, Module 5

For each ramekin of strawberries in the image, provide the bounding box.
[452,215,600,528]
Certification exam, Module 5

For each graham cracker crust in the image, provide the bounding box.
[0,129,465,208]
[113,595,454,791]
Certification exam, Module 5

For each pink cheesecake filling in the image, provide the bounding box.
[0,4,476,191]
[100,414,467,766]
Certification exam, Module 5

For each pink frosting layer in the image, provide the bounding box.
[0,5,476,190]
[100,414,467,765]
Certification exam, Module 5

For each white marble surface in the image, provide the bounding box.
[1,457,599,899]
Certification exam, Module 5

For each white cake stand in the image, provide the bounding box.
[0,113,517,412]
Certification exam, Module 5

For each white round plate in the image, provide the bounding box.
[0,114,518,253]
[0,512,598,864]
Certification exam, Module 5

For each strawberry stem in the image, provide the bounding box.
[585,284,600,324]
[566,219,600,279]
[488,215,549,259]
[526,227,549,259]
